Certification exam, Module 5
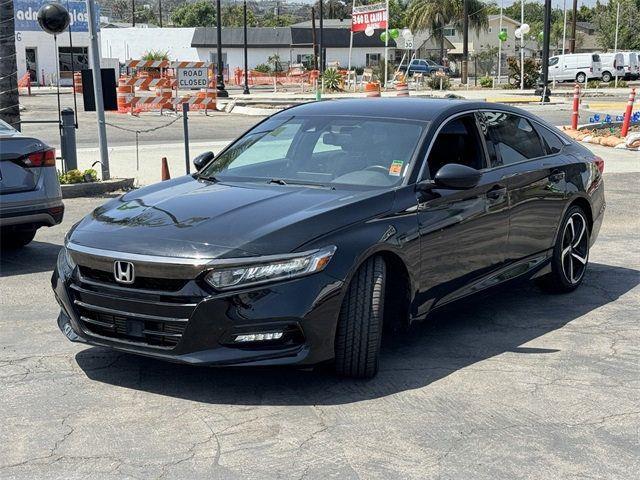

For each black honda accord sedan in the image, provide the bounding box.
[52,99,605,378]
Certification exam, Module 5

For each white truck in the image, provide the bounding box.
[547,53,602,83]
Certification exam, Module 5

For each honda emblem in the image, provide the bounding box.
[114,261,135,284]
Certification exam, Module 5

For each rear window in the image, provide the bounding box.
[592,54,601,62]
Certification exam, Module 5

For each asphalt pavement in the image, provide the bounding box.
[1,168,639,479]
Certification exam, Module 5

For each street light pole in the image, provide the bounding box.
[215,0,228,97]
[461,0,468,85]
[539,0,552,102]
[243,0,250,94]
[569,0,577,53]
[85,0,110,180]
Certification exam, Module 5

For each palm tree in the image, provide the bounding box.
[0,1,21,129]
[407,0,488,64]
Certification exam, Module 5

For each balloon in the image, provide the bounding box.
[37,2,70,35]
[365,25,374,37]
[498,31,507,42]
[390,28,400,39]
[515,27,522,39]
[521,23,530,34]
[380,31,388,43]
[401,28,412,40]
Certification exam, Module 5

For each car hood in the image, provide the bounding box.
[69,176,394,259]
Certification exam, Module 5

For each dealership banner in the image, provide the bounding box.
[351,2,388,32]
[14,0,99,32]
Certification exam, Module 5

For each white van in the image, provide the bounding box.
[598,53,625,82]
[619,52,639,80]
[548,53,603,83]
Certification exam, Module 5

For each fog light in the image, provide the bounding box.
[234,332,284,343]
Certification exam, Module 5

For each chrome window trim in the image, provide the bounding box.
[416,108,566,182]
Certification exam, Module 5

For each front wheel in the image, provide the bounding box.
[538,206,590,293]
[576,72,587,83]
[601,71,612,83]
[335,256,386,379]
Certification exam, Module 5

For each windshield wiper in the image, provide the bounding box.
[267,178,288,185]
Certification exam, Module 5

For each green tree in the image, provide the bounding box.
[222,5,258,27]
[259,12,296,27]
[171,1,216,27]
[593,0,640,50]
[389,0,409,29]
[406,0,488,63]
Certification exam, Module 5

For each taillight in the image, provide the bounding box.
[594,156,604,174]
[23,148,56,167]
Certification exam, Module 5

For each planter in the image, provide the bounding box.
[61,178,135,199]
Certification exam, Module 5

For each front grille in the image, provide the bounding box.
[69,282,197,350]
[79,266,188,292]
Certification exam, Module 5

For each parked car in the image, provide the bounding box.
[547,53,602,83]
[0,119,63,248]
[53,99,605,378]
[597,52,625,83]
[401,58,450,76]
[619,52,639,80]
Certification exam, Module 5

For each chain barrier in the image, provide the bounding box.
[105,115,184,185]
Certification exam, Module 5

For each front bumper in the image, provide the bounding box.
[52,257,344,367]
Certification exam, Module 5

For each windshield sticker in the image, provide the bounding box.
[389,160,404,176]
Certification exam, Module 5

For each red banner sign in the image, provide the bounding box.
[352,3,388,32]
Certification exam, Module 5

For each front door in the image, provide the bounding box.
[416,113,510,315]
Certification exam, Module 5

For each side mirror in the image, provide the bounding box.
[193,151,214,171]
[433,163,481,190]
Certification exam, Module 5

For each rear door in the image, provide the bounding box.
[0,134,49,194]
[476,111,568,263]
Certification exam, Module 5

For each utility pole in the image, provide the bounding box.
[86,0,110,180]
[539,0,552,102]
[215,0,228,97]
[311,7,318,71]
[569,0,577,53]
[0,0,21,130]
[561,0,567,54]
[613,0,620,87]
[319,0,324,74]
[243,0,250,94]
[461,0,469,85]
[520,0,524,90]
[158,0,163,28]
[131,0,135,27]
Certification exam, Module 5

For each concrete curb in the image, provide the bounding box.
[61,178,135,199]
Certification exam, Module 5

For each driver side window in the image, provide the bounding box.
[426,114,486,178]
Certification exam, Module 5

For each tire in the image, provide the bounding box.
[538,205,590,293]
[335,256,386,379]
[576,72,587,83]
[1,227,37,249]
[601,71,612,83]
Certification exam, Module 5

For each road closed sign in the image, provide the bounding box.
[177,67,209,89]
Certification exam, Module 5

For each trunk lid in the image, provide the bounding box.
[0,134,50,194]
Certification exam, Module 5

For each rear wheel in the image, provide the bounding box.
[335,256,386,379]
[601,71,612,83]
[1,227,37,249]
[576,72,587,83]
[538,206,590,293]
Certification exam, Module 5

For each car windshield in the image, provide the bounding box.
[200,115,426,188]
[0,119,17,134]
[425,59,437,66]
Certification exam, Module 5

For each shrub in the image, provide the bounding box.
[58,169,99,185]
[479,76,494,88]
[615,80,628,88]
[507,57,539,89]
[587,80,601,88]
[254,63,271,73]
[355,66,364,75]
[322,68,342,92]
[428,75,451,90]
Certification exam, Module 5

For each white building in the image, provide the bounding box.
[14,0,95,86]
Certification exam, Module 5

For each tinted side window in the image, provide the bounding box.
[536,125,564,154]
[476,112,545,167]
[548,57,559,66]
[427,114,486,177]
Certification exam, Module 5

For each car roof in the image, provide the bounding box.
[276,98,530,123]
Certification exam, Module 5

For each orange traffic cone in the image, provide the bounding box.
[161,157,171,181]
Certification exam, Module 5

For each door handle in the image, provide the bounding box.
[486,186,507,200]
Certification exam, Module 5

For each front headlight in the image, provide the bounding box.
[205,246,337,290]
[57,244,76,273]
